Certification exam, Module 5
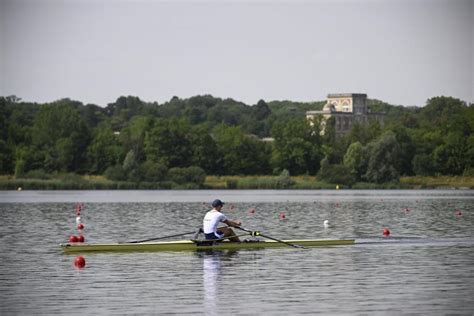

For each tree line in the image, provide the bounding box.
[0,94,472,186]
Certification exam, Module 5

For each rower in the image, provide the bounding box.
[203,199,242,242]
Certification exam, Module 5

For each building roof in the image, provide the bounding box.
[327,93,367,98]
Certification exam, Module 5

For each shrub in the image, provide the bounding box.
[22,169,52,180]
[168,166,206,186]
[276,169,294,188]
[139,161,168,182]
[317,159,356,186]
[226,179,238,189]
[463,167,474,177]
[104,164,127,181]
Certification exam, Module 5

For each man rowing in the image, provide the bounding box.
[203,199,242,242]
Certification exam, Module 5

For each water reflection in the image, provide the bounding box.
[197,250,238,316]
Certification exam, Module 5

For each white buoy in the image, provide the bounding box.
[76,216,81,224]
[323,220,329,229]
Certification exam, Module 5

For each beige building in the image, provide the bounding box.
[306,93,385,137]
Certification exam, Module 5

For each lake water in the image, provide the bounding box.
[0,190,473,315]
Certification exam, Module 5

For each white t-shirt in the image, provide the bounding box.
[203,210,227,234]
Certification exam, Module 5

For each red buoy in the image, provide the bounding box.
[74,256,86,268]
[456,210,462,217]
[279,212,286,220]
[77,223,85,230]
[69,235,79,243]
[383,228,390,237]
[77,235,85,243]
[249,208,256,214]
[405,208,410,213]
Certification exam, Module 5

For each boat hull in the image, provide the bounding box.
[61,239,355,253]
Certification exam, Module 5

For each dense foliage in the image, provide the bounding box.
[0,94,472,186]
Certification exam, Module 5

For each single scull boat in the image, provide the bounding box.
[61,238,355,254]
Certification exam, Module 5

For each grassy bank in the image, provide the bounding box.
[0,175,473,190]
[204,176,412,189]
[0,175,197,190]
[400,176,474,189]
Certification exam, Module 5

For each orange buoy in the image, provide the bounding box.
[382,228,390,237]
[74,256,86,268]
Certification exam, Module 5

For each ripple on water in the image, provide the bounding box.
[0,190,473,314]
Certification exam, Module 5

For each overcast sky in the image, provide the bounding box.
[1,0,472,107]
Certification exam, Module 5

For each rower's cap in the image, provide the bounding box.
[212,199,225,207]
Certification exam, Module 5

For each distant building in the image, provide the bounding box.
[306,93,385,137]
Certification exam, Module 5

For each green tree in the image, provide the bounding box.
[346,121,381,145]
[390,125,416,175]
[120,116,152,166]
[189,124,222,174]
[419,96,466,132]
[123,150,141,181]
[365,131,401,183]
[433,132,467,175]
[412,153,436,176]
[343,141,368,181]
[254,99,271,120]
[0,99,13,173]
[213,124,271,175]
[271,118,323,175]
[105,96,148,130]
[87,123,123,174]
[144,118,193,168]
[0,139,12,174]
[465,134,474,175]
[31,101,91,172]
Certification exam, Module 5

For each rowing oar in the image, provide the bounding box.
[236,227,306,249]
[126,231,197,243]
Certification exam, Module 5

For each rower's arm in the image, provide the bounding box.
[223,219,241,228]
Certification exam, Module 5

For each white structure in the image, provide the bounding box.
[306,93,385,137]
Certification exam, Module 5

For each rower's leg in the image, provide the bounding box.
[218,227,240,242]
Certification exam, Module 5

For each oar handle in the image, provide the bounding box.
[235,227,261,237]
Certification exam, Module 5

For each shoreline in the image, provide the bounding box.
[1,175,473,190]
